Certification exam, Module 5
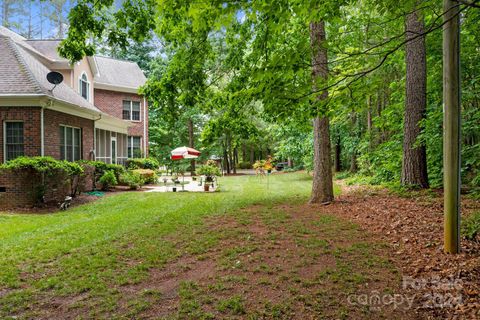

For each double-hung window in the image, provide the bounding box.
[79,73,89,100]
[128,136,141,158]
[122,100,141,121]
[4,122,24,162]
[60,126,82,162]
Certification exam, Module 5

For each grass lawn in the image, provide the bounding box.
[0,173,410,319]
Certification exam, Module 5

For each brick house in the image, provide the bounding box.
[0,26,148,166]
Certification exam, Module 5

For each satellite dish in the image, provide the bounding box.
[47,71,64,85]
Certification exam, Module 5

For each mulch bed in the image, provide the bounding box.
[311,182,480,319]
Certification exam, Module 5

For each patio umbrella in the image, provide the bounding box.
[170,146,201,160]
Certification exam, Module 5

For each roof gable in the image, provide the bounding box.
[25,40,67,62]
[0,36,43,95]
[92,56,146,91]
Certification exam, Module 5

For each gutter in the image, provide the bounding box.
[143,97,147,158]
[0,94,45,97]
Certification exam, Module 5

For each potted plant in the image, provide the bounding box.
[197,162,221,191]
[264,156,273,174]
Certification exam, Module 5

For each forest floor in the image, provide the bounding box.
[0,173,478,319]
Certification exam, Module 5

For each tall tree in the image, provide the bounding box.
[443,0,461,254]
[309,20,334,204]
[45,0,69,38]
[401,7,429,188]
[1,0,24,29]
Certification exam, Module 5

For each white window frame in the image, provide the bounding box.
[60,125,82,162]
[78,72,90,101]
[3,120,24,163]
[127,136,142,158]
[122,100,142,122]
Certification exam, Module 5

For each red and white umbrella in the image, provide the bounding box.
[171,146,201,160]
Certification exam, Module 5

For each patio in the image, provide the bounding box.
[144,176,219,193]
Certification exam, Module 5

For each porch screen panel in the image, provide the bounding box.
[106,131,111,164]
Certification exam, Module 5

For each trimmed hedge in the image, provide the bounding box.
[131,169,157,184]
[126,158,160,170]
[2,156,83,176]
[0,157,85,205]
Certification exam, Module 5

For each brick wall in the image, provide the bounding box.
[0,164,95,209]
[43,109,95,161]
[0,169,36,208]
[0,168,69,209]
[94,89,149,156]
[0,107,41,163]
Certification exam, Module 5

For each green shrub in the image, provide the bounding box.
[126,158,160,170]
[106,164,125,180]
[462,211,480,240]
[197,164,221,178]
[1,156,84,202]
[3,156,83,175]
[237,161,252,169]
[77,160,125,184]
[132,169,157,184]
[99,171,117,191]
[121,171,145,190]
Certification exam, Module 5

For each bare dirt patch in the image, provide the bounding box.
[109,202,417,319]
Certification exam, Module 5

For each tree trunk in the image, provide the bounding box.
[223,148,230,174]
[334,136,341,172]
[250,146,254,164]
[443,0,461,254]
[188,118,195,175]
[242,143,247,162]
[232,146,237,174]
[309,20,334,204]
[367,95,372,133]
[401,9,429,188]
[350,112,358,173]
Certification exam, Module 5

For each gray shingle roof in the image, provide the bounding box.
[0,26,53,62]
[93,56,146,89]
[0,36,102,114]
[25,40,66,62]
[0,36,43,94]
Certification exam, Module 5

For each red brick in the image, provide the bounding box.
[94,89,149,156]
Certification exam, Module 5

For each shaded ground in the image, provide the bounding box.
[111,204,414,320]
[1,174,478,319]
[330,181,480,319]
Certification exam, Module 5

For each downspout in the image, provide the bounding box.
[40,106,44,156]
[143,97,147,158]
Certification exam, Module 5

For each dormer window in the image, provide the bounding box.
[79,73,89,100]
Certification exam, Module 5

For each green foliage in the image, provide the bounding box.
[60,0,480,191]
[78,160,125,182]
[1,156,83,176]
[0,157,85,202]
[126,158,160,170]
[120,171,145,190]
[99,171,118,191]
[197,164,221,178]
[237,161,252,169]
[131,169,157,184]
[462,212,480,241]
